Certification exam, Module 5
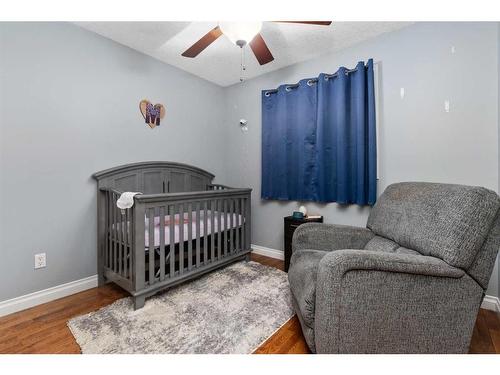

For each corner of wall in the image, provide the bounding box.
[497,21,500,298]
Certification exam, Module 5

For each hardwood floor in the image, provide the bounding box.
[0,253,498,354]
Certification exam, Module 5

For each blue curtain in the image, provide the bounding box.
[261,59,377,205]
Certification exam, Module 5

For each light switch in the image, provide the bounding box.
[400,87,405,99]
[444,100,450,113]
[451,46,456,54]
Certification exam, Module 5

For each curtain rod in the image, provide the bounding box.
[264,61,379,97]
[264,68,357,96]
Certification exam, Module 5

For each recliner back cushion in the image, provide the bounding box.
[367,182,500,269]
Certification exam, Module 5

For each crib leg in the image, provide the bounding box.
[245,254,251,262]
[97,273,106,287]
[134,296,146,310]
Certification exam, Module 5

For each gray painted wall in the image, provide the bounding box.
[1,22,499,302]
[223,22,500,297]
[0,22,227,301]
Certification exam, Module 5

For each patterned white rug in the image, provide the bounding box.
[68,261,293,354]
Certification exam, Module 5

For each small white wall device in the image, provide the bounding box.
[239,119,248,132]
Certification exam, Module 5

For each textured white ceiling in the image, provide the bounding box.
[76,22,411,87]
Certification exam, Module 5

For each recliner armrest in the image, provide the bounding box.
[292,223,375,253]
[318,250,465,280]
[314,250,469,353]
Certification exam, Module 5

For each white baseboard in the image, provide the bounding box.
[0,255,498,318]
[0,275,98,318]
[251,244,284,260]
[481,295,500,312]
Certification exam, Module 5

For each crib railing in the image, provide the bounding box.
[207,183,231,191]
[100,187,252,298]
[100,189,135,289]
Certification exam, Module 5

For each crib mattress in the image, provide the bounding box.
[111,210,243,248]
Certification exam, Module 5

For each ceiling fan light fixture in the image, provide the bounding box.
[219,22,263,45]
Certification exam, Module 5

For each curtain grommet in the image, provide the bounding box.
[265,91,271,97]
[285,86,292,92]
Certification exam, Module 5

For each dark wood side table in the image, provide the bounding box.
[284,215,324,272]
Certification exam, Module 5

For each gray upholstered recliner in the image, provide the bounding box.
[288,182,500,353]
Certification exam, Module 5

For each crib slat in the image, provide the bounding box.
[110,193,113,271]
[235,199,240,253]
[117,192,121,273]
[243,197,247,250]
[113,193,118,273]
[179,203,184,274]
[118,206,125,276]
[240,198,246,250]
[105,191,110,269]
[118,204,123,276]
[230,199,235,254]
[125,208,130,279]
[117,193,121,272]
[246,197,251,250]
[148,208,154,285]
[110,193,114,272]
[241,198,244,251]
[170,204,175,277]
[159,206,165,282]
[217,199,222,260]
[196,201,201,267]
[133,201,146,294]
[242,197,246,251]
[242,197,245,251]
[187,203,193,271]
[223,199,228,257]
[123,208,127,275]
[111,193,118,272]
[210,200,215,262]
[203,201,208,264]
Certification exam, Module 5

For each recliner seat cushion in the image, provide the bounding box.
[364,236,399,252]
[288,249,328,329]
[367,182,500,269]
[364,236,420,256]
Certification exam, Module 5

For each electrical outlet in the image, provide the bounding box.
[34,253,46,269]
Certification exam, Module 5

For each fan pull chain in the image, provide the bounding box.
[240,46,246,82]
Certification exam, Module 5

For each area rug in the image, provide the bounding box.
[67,261,294,354]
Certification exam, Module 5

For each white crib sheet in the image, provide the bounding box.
[112,210,243,249]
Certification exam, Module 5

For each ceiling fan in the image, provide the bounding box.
[181,21,332,65]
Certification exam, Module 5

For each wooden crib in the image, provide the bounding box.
[93,161,252,309]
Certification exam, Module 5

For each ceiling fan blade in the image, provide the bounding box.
[273,21,332,26]
[181,26,223,58]
[249,33,274,65]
